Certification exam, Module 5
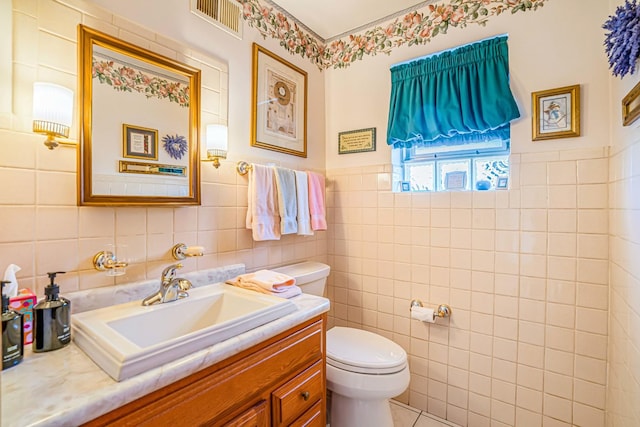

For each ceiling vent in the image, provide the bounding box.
[191,0,243,39]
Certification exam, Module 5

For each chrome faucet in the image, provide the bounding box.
[141,263,193,306]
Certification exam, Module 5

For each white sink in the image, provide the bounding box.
[72,284,297,381]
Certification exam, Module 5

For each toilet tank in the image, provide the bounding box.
[272,262,330,296]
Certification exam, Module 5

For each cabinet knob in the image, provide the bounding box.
[301,391,310,401]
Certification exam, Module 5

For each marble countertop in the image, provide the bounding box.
[1,265,330,427]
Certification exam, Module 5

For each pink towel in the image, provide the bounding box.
[307,171,327,230]
[294,170,313,236]
[246,164,280,241]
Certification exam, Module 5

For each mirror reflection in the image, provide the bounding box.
[78,25,201,206]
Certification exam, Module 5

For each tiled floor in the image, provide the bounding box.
[390,400,461,427]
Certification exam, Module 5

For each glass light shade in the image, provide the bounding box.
[33,82,74,129]
[32,82,74,149]
[206,124,228,154]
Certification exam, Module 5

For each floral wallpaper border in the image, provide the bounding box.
[240,0,548,70]
[92,55,190,107]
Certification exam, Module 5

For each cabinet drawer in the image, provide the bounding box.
[272,361,324,426]
[290,400,323,427]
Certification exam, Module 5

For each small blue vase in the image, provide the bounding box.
[476,180,491,191]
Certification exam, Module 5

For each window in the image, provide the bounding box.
[387,36,519,192]
[402,134,510,192]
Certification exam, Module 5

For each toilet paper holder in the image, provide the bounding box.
[410,299,452,318]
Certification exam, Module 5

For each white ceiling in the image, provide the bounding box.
[269,0,429,41]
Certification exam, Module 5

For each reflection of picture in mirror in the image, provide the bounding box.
[123,124,157,160]
[91,45,190,197]
[162,134,188,160]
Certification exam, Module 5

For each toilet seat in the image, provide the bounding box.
[327,327,407,374]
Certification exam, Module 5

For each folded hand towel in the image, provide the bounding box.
[294,170,313,236]
[273,167,298,235]
[307,171,327,231]
[225,280,302,299]
[246,164,281,241]
[236,269,296,291]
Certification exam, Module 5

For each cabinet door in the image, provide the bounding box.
[222,400,269,427]
[289,400,323,427]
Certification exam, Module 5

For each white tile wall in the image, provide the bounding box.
[607,118,640,426]
[327,148,609,426]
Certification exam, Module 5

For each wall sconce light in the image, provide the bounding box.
[203,124,228,168]
[32,82,75,150]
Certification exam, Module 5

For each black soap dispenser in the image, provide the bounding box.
[33,272,71,352]
[2,280,24,370]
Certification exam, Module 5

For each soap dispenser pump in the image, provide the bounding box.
[2,280,24,369]
[33,271,71,352]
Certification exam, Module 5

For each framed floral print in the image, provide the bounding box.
[251,43,307,157]
[531,85,581,141]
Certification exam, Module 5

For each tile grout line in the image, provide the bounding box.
[411,409,423,427]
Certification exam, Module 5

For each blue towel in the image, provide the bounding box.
[273,167,298,234]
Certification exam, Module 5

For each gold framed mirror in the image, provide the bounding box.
[78,25,201,206]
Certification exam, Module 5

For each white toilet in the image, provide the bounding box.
[273,262,410,427]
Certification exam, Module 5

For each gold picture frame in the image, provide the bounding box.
[251,43,307,157]
[622,80,640,126]
[78,25,201,206]
[123,124,158,160]
[531,84,580,141]
[338,127,376,154]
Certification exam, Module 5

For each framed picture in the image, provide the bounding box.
[338,127,376,154]
[622,80,640,126]
[496,176,509,189]
[531,84,580,141]
[123,124,158,160]
[445,171,467,190]
[401,181,411,192]
[251,43,307,157]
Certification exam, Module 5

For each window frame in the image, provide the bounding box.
[401,141,510,192]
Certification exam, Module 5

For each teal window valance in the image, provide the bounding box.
[387,36,520,149]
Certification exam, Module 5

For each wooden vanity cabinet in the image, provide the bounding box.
[84,315,326,427]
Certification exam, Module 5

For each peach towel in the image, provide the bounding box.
[228,270,297,292]
[307,171,327,231]
[225,280,302,299]
[246,164,280,241]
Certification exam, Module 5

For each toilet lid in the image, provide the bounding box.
[326,327,407,374]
